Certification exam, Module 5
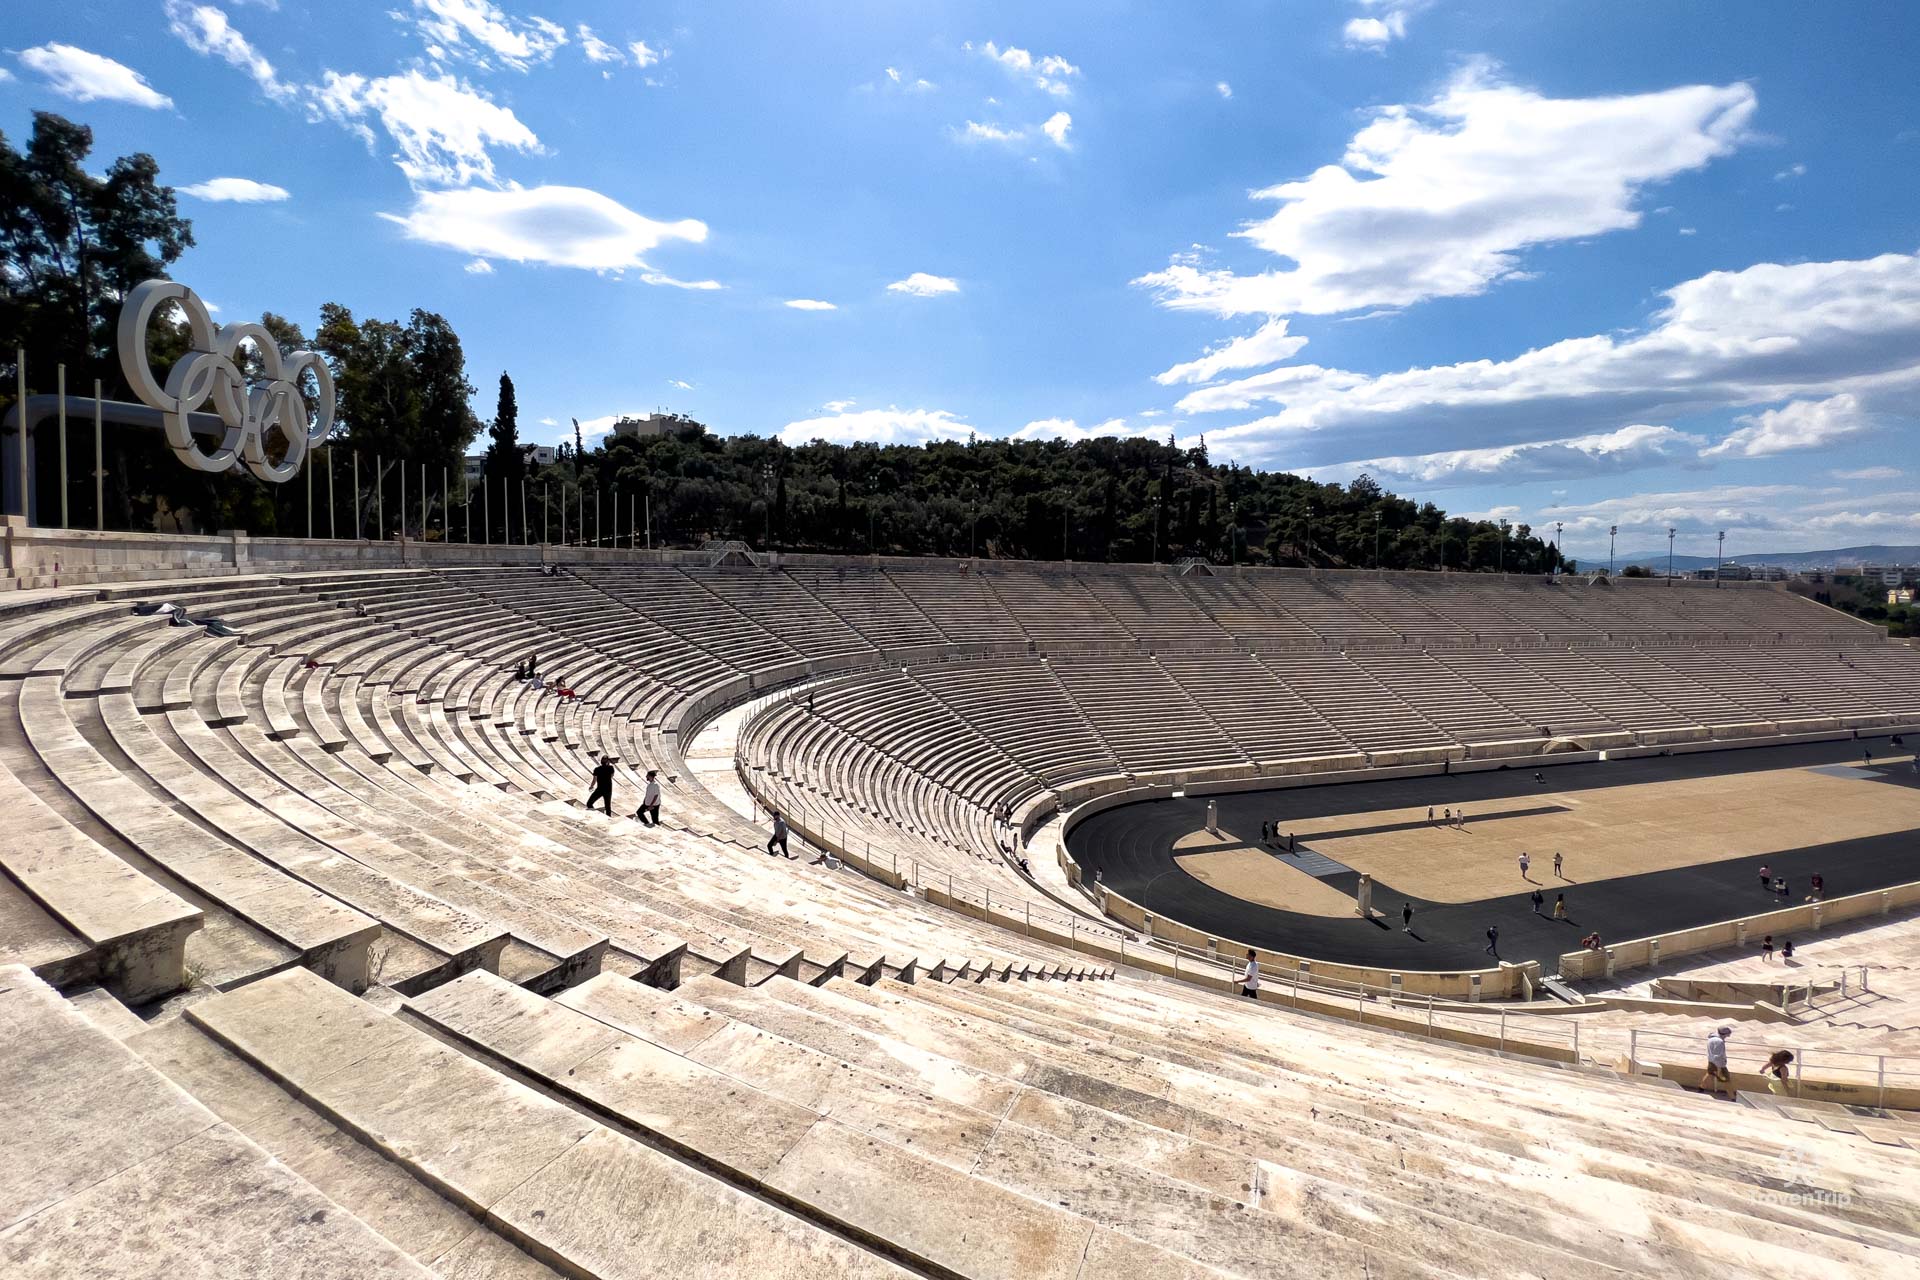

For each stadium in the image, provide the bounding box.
[8,4,1920,1278]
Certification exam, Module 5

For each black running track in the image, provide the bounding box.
[1067,739,1920,971]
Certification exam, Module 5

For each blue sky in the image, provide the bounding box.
[7,0,1919,559]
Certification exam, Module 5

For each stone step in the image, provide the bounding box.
[0,965,423,1279]
[183,966,914,1279]
[409,969,1255,1280]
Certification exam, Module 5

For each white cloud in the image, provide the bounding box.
[973,40,1080,96]
[886,272,960,297]
[178,177,290,203]
[18,44,172,109]
[1216,81,1233,99]
[960,113,1070,150]
[381,184,710,279]
[1172,250,1920,465]
[313,70,539,186]
[1155,319,1308,385]
[0,68,13,84]
[1679,226,1698,235]
[784,299,838,311]
[668,379,693,390]
[822,399,856,413]
[1832,466,1902,481]
[1343,15,1406,48]
[963,121,1022,143]
[1136,68,1755,319]
[1324,424,1704,487]
[164,1,291,100]
[1011,417,1142,442]
[409,0,566,71]
[1701,393,1871,458]
[576,25,620,64]
[463,257,494,274]
[630,41,661,68]
[1774,162,1807,181]
[779,407,972,447]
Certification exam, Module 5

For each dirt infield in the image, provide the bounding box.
[1257,751,1920,904]
[1070,738,1920,970]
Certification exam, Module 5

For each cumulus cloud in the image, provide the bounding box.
[1155,320,1308,385]
[630,41,662,68]
[779,407,972,447]
[313,70,539,186]
[1173,250,1920,465]
[959,111,1071,150]
[886,272,960,297]
[408,0,566,71]
[178,177,290,202]
[164,1,292,99]
[381,184,710,280]
[1701,393,1871,458]
[1343,14,1407,47]
[18,44,172,109]
[784,299,838,311]
[971,41,1080,96]
[1011,418,1144,442]
[1041,111,1072,147]
[576,25,620,64]
[1216,81,1233,99]
[1137,68,1755,320]
[1324,424,1704,487]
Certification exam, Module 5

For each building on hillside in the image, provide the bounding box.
[1856,563,1919,587]
[463,444,557,482]
[1722,561,1787,581]
[1891,586,1917,605]
[1692,563,1753,581]
[611,412,706,441]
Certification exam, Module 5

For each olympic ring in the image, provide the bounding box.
[117,279,334,483]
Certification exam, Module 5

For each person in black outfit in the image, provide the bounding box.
[585,755,616,815]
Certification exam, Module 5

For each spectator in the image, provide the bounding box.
[584,755,616,815]
[1484,926,1499,958]
[1402,902,1414,933]
[1580,932,1603,952]
[632,769,662,826]
[1699,1027,1733,1097]
[1261,820,1271,843]
[1441,807,1452,826]
[1760,934,1774,962]
[1426,806,1434,825]
[768,810,792,858]
[1238,949,1260,1000]
[1553,893,1568,921]
[1764,1049,1795,1096]
[525,653,539,680]
[1518,851,1531,880]
[1553,850,1564,879]
[1530,889,1544,914]
[1758,863,1771,890]
[1781,937,1795,962]
[1808,873,1824,901]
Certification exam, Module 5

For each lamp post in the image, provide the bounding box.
[1716,530,1726,586]
[1498,518,1510,574]
[762,462,773,548]
[1667,526,1676,585]
[1609,525,1617,576]
[1373,510,1383,571]
[1554,520,1564,575]
[1228,500,1238,566]
[1150,498,1161,564]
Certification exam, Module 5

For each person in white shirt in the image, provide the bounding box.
[632,770,662,826]
[1699,1026,1733,1097]
[1239,949,1261,1000]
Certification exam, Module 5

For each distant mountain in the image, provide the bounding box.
[1615,544,1920,573]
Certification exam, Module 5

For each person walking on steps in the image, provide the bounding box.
[767,810,792,858]
[1764,1049,1795,1096]
[632,770,662,826]
[585,755,616,815]
[1700,1026,1733,1097]
[1239,949,1261,999]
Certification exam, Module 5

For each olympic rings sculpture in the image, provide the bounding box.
[116,279,334,483]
